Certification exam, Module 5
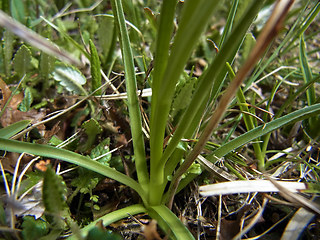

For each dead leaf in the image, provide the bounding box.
[142,219,162,240]
[220,205,250,240]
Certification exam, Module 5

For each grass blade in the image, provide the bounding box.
[149,0,220,205]
[148,205,195,240]
[166,0,295,206]
[68,204,147,240]
[0,138,147,203]
[0,120,31,139]
[111,0,148,192]
[213,103,320,158]
[299,35,315,105]
[162,1,265,174]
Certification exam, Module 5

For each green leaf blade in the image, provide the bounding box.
[213,103,320,158]
[111,0,148,194]
[89,39,102,95]
[13,44,31,77]
[0,120,31,139]
[52,64,88,95]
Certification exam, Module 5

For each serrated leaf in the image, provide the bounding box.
[171,74,197,119]
[22,216,49,240]
[10,0,25,24]
[71,168,101,195]
[13,44,31,77]
[90,138,111,165]
[89,39,102,95]
[3,30,14,76]
[19,87,33,112]
[42,166,67,214]
[39,52,55,80]
[52,64,88,95]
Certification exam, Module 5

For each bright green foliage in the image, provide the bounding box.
[42,166,67,225]
[52,63,88,95]
[13,44,31,77]
[10,0,26,24]
[71,168,100,195]
[241,33,256,62]
[0,120,31,139]
[70,138,112,202]
[299,35,320,139]
[89,39,102,95]
[110,0,148,194]
[21,216,49,240]
[3,30,14,77]
[0,1,319,239]
[39,51,55,81]
[19,86,33,112]
[90,138,111,165]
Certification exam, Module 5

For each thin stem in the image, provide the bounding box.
[111,0,149,193]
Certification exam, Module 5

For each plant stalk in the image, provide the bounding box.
[166,0,295,207]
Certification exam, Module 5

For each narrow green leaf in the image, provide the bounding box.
[299,35,315,105]
[299,35,319,138]
[148,205,195,240]
[0,138,147,203]
[111,0,148,193]
[96,16,115,61]
[3,30,14,77]
[213,103,320,158]
[10,0,25,23]
[150,0,221,206]
[52,64,88,95]
[150,0,177,102]
[0,120,31,139]
[219,0,239,48]
[162,1,265,175]
[67,204,146,240]
[13,44,31,77]
[89,39,102,95]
